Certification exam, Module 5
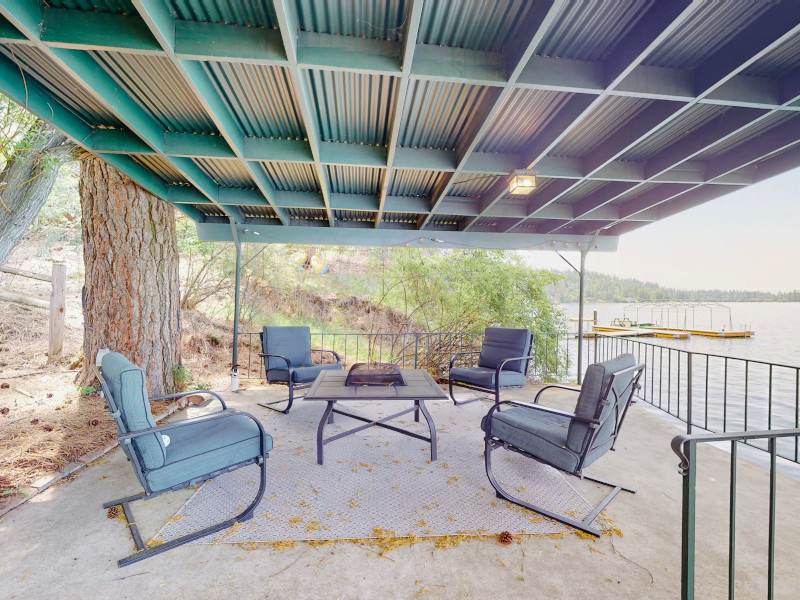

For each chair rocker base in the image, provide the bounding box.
[105,458,267,568]
[485,440,635,537]
[257,395,303,414]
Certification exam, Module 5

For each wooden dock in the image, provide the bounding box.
[590,325,691,339]
[640,325,753,338]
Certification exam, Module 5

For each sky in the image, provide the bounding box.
[521,166,800,293]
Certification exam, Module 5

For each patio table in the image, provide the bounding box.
[304,369,448,465]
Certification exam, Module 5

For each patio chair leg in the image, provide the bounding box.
[258,384,302,414]
[108,458,268,568]
[484,440,631,538]
[449,380,481,406]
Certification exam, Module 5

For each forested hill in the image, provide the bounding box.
[546,270,800,303]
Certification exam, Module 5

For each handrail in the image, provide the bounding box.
[672,428,800,600]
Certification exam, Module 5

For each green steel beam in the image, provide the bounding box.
[132,0,289,225]
[375,0,423,227]
[319,142,387,168]
[197,222,620,251]
[0,0,240,221]
[411,44,506,86]
[0,51,206,224]
[244,137,313,163]
[165,132,236,159]
[89,128,153,154]
[426,0,566,232]
[174,20,286,64]
[41,8,161,53]
[4,6,800,116]
[273,0,334,227]
[298,31,400,75]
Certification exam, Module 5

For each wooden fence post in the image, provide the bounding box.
[49,262,66,357]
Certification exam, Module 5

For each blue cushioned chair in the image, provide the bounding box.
[96,352,271,567]
[481,354,644,536]
[258,325,342,413]
[449,327,534,406]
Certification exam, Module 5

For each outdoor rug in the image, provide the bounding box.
[156,396,603,545]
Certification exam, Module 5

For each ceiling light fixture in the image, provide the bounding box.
[508,170,536,195]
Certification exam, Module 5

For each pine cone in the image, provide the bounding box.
[499,531,514,545]
[106,505,120,519]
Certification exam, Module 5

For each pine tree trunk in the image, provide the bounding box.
[77,154,181,396]
[0,124,75,266]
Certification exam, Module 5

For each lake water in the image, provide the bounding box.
[561,302,800,367]
[560,302,800,463]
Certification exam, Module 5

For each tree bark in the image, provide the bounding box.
[0,124,75,266]
[77,154,181,396]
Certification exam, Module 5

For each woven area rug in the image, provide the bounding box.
[156,397,600,545]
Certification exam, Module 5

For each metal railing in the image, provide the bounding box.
[236,330,575,383]
[589,335,800,465]
[672,428,800,600]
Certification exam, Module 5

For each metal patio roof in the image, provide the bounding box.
[1,0,799,250]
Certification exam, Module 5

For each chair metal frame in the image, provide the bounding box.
[95,366,269,567]
[448,331,535,406]
[483,362,645,536]
[257,347,342,414]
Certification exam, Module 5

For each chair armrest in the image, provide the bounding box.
[483,400,600,438]
[533,384,581,404]
[149,390,227,410]
[311,348,342,365]
[119,408,256,440]
[257,353,293,371]
[495,355,536,385]
[449,350,481,370]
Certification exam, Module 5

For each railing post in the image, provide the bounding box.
[680,440,697,600]
[686,353,692,435]
[48,262,66,357]
[414,333,419,369]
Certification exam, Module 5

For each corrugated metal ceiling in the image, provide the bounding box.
[307,70,397,146]
[204,62,305,139]
[0,0,795,243]
[260,161,319,192]
[552,96,653,158]
[536,0,654,61]
[0,45,124,128]
[418,0,536,52]
[478,89,574,154]
[166,0,278,28]
[398,80,491,150]
[326,165,383,195]
[645,0,778,69]
[296,0,406,41]
[91,52,217,134]
[388,169,445,197]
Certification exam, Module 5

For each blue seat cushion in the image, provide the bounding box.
[567,354,636,453]
[450,366,527,389]
[144,414,272,493]
[261,326,312,371]
[101,352,166,470]
[477,327,532,374]
[267,362,341,384]
[482,406,580,474]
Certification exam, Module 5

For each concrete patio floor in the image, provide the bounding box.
[1,383,799,600]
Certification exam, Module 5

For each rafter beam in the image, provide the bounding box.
[423,0,566,231]
[273,0,333,227]
[375,0,423,227]
[133,0,289,225]
[0,51,207,222]
[0,0,238,221]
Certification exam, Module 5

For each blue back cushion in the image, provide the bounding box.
[477,327,532,373]
[261,326,312,371]
[566,353,636,453]
[101,352,166,470]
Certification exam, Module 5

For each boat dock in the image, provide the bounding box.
[590,325,690,339]
[640,325,753,338]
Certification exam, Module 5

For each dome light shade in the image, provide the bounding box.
[509,171,536,195]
